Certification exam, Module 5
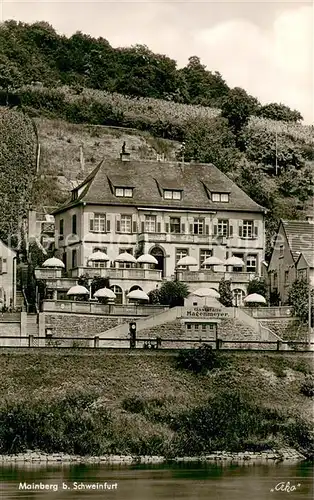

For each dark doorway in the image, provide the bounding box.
[150,246,165,277]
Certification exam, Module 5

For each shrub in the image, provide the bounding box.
[158,280,189,308]
[300,377,314,397]
[122,396,146,414]
[0,392,111,455]
[170,391,285,455]
[218,278,233,307]
[176,344,224,374]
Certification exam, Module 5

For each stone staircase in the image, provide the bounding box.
[98,306,185,340]
[26,314,39,336]
[15,290,25,311]
[95,304,284,349]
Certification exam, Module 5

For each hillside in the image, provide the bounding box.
[0,351,313,458]
[34,117,179,201]
[0,20,313,258]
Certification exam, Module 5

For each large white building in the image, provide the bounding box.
[50,154,266,304]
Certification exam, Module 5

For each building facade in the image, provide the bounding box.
[268,218,314,303]
[0,239,17,309]
[51,155,266,304]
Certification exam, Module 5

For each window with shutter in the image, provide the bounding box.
[0,258,2,273]
[165,223,169,232]
[120,215,132,233]
[90,213,106,233]
[157,222,161,233]
[205,225,209,235]
[242,221,253,238]
[141,222,145,233]
[214,225,218,235]
[254,225,258,237]
[106,220,111,232]
[193,218,204,234]
[189,224,193,233]
[229,225,233,237]
[170,217,180,233]
[239,226,243,237]
[116,220,121,232]
[132,221,137,233]
[181,223,185,233]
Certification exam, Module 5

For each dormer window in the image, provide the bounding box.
[72,190,78,201]
[212,193,229,203]
[115,187,133,198]
[164,190,182,200]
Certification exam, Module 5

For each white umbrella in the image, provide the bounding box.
[202,256,224,266]
[88,251,110,262]
[94,287,116,299]
[67,285,89,296]
[137,254,158,265]
[115,252,137,263]
[177,256,198,267]
[127,290,149,301]
[224,257,245,267]
[193,287,220,298]
[243,293,266,304]
[42,257,65,268]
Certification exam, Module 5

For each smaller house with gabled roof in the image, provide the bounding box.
[268,218,314,303]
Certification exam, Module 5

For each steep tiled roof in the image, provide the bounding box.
[54,159,265,214]
[282,220,314,265]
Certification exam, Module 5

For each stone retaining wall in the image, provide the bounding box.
[0,447,305,464]
[44,314,138,339]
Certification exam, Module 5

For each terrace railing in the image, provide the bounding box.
[41,300,168,316]
[0,335,313,351]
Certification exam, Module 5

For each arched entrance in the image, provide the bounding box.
[232,289,245,307]
[110,285,123,304]
[150,246,165,277]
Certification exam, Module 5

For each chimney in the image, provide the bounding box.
[120,141,131,162]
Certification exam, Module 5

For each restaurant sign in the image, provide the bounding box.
[185,307,229,319]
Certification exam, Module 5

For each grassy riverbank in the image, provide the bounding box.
[0,351,313,459]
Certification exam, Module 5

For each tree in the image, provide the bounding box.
[180,56,229,106]
[157,280,189,308]
[247,278,267,297]
[91,276,110,296]
[182,116,242,172]
[0,108,37,245]
[258,102,303,122]
[0,56,22,105]
[148,288,161,304]
[218,279,233,307]
[288,279,314,325]
[221,87,260,139]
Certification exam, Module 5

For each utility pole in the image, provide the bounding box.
[275,131,278,176]
[308,191,314,348]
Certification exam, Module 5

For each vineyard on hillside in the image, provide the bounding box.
[3,85,313,146]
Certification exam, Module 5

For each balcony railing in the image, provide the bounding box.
[138,232,212,244]
[242,306,292,318]
[44,278,77,290]
[176,270,256,283]
[41,300,168,316]
[71,267,162,281]
[35,268,63,280]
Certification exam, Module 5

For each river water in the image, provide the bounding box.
[0,461,313,500]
